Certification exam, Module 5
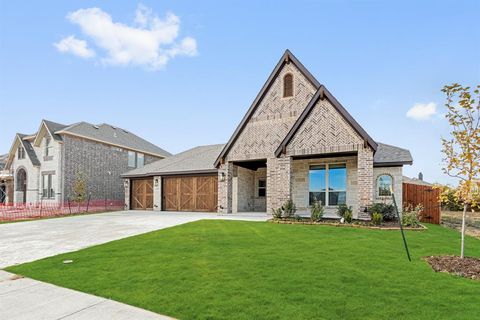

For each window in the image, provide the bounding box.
[283,73,293,97]
[45,137,52,157]
[258,179,266,197]
[309,164,347,206]
[17,146,25,160]
[137,153,145,168]
[42,174,54,199]
[128,151,136,167]
[128,151,144,168]
[377,175,393,197]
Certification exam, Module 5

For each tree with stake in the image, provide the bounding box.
[72,171,87,212]
[441,84,480,258]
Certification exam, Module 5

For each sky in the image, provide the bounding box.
[1,0,479,185]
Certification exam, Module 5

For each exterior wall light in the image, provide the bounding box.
[155,178,159,187]
[124,179,129,188]
[220,172,226,182]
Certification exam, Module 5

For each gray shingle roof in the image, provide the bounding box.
[122,144,224,177]
[43,119,68,141]
[18,134,40,166]
[0,154,7,170]
[374,142,412,166]
[123,142,412,177]
[56,122,171,158]
[403,176,432,186]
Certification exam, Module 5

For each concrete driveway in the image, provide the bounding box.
[0,210,267,269]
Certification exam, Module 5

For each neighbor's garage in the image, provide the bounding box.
[131,178,154,210]
[163,175,218,212]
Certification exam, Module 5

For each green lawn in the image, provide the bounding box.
[7,221,480,320]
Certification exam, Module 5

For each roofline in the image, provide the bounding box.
[373,160,413,167]
[54,131,168,158]
[214,49,321,167]
[5,134,40,169]
[33,120,56,147]
[275,86,378,157]
[122,169,218,178]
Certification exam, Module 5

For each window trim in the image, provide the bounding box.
[45,137,52,157]
[376,174,394,198]
[128,151,145,168]
[283,73,294,98]
[17,146,25,160]
[309,162,347,207]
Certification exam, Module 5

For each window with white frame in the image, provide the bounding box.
[309,164,347,206]
[128,151,145,168]
[377,174,393,197]
[42,173,54,199]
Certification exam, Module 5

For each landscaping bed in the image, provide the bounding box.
[426,255,480,281]
[268,217,426,230]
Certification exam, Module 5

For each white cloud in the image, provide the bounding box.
[56,5,197,70]
[406,102,437,121]
[54,35,95,58]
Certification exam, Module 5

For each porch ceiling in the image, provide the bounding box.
[233,159,267,170]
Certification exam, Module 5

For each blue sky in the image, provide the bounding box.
[1,1,478,185]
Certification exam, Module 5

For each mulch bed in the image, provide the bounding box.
[269,218,426,231]
[426,256,480,280]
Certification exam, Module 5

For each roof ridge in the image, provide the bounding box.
[214,49,320,167]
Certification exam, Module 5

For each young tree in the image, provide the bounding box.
[72,171,87,211]
[441,84,480,258]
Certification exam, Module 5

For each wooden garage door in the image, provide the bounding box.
[131,179,154,210]
[163,176,218,212]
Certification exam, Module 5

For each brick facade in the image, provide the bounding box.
[62,135,160,202]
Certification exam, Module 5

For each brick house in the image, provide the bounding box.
[4,120,170,205]
[123,50,412,218]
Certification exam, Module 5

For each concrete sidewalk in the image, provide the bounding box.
[0,270,173,320]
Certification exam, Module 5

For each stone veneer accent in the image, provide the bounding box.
[373,166,403,210]
[357,146,374,219]
[217,162,233,213]
[266,157,292,213]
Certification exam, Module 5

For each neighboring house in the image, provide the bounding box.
[123,50,412,218]
[0,154,13,204]
[5,120,170,205]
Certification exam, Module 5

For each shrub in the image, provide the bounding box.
[337,204,352,218]
[402,204,423,227]
[310,201,324,222]
[282,199,297,219]
[371,212,383,225]
[344,210,353,223]
[368,203,397,221]
[272,208,283,219]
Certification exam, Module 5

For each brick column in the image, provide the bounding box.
[218,162,233,213]
[357,146,374,219]
[267,156,292,214]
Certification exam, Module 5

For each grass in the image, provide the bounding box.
[6,220,480,319]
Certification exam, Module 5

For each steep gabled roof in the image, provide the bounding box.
[43,119,68,141]
[55,122,172,158]
[214,49,321,167]
[275,86,378,157]
[122,144,224,177]
[6,134,41,168]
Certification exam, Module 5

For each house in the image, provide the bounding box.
[0,154,13,204]
[123,50,412,218]
[5,120,170,205]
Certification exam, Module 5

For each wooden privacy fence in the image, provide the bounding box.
[403,183,441,224]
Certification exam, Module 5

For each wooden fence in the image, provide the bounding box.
[403,182,441,224]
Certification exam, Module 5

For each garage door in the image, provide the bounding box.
[131,179,154,210]
[163,176,218,212]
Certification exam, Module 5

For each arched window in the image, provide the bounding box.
[283,73,293,97]
[377,175,393,197]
